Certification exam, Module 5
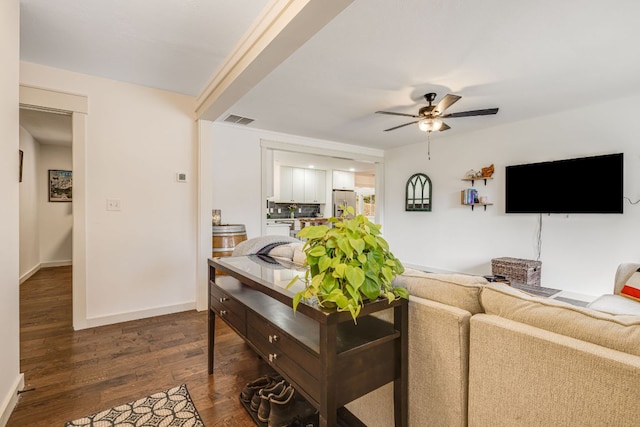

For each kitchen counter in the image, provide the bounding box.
[298,218,332,230]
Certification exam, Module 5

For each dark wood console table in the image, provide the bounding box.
[208,255,408,427]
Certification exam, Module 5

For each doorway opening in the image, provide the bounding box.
[19,107,73,283]
[260,140,384,237]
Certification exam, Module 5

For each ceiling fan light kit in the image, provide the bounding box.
[376,92,499,133]
[418,118,442,132]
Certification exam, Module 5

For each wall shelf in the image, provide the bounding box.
[464,202,493,211]
[462,176,493,186]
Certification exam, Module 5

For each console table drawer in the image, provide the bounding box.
[246,311,321,403]
[210,285,246,336]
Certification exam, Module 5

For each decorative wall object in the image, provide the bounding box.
[406,173,432,211]
[19,149,23,182]
[48,169,72,202]
[212,209,221,226]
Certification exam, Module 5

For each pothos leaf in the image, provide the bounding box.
[345,266,365,289]
[292,292,302,312]
[394,286,409,299]
[333,263,347,278]
[337,237,352,258]
[299,225,330,239]
[318,255,332,273]
[363,235,377,248]
[309,245,327,257]
[385,291,396,304]
[360,276,381,301]
[349,238,365,254]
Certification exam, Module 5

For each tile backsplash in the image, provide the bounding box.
[267,202,321,219]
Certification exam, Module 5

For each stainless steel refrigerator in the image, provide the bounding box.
[332,190,356,218]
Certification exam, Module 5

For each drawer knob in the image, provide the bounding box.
[219,297,228,303]
[268,353,278,362]
[268,334,279,343]
[219,310,227,317]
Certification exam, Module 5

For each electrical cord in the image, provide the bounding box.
[624,197,640,205]
[535,213,542,261]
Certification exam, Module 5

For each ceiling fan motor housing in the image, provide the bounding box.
[424,92,437,103]
[419,105,435,117]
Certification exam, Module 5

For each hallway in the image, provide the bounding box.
[8,266,269,426]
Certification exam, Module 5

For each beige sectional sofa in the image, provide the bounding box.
[238,238,640,426]
[346,266,640,427]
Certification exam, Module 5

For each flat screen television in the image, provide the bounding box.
[505,153,623,214]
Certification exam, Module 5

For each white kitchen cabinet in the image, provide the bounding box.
[279,166,305,202]
[332,170,355,190]
[292,168,305,202]
[304,169,326,203]
[314,170,326,203]
[280,166,293,202]
[279,166,326,203]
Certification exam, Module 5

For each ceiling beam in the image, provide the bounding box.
[195,0,353,121]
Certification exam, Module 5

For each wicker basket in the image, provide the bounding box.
[491,257,541,286]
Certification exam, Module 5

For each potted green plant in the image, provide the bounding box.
[287,206,408,322]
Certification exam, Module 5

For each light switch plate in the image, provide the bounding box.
[176,173,187,182]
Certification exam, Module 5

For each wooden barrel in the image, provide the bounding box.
[212,224,247,259]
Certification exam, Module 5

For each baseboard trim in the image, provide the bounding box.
[0,373,24,427]
[20,261,72,284]
[19,264,40,284]
[40,260,72,268]
[81,302,196,330]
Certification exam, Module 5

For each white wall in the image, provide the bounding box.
[206,122,384,239]
[20,62,198,326]
[0,0,23,424]
[384,93,640,297]
[39,145,73,265]
[19,126,41,280]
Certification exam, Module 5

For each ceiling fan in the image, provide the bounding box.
[376,92,498,132]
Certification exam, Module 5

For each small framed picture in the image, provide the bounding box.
[48,170,72,202]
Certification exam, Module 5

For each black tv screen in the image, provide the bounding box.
[505,153,623,214]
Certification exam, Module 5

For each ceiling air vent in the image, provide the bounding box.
[224,114,254,125]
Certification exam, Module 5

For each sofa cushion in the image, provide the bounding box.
[480,283,640,356]
[268,242,306,264]
[394,268,487,314]
[587,294,640,316]
[232,235,300,257]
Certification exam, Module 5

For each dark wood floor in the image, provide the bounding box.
[8,266,274,426]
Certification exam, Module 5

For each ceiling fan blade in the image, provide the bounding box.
[441,108,499,118]
[439,122,451,131]
[383,120,419,132]
[433,94,461,115]
[376,110,419,118]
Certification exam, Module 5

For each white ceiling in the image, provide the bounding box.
[20,0,271,96]
[18,0,640,151]
[19,108,72,146]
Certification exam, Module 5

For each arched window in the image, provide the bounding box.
[406,173,432,211]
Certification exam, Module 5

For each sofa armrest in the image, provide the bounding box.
[614,263,640,295]
[347,295,472,427]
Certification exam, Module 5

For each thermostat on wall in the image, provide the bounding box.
[176,173,187,183]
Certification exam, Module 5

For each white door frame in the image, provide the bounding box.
[19,84,89,330]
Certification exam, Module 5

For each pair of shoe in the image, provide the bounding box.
[241,375,316,427]
[240,374,280,404]
[253,380,289,423]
